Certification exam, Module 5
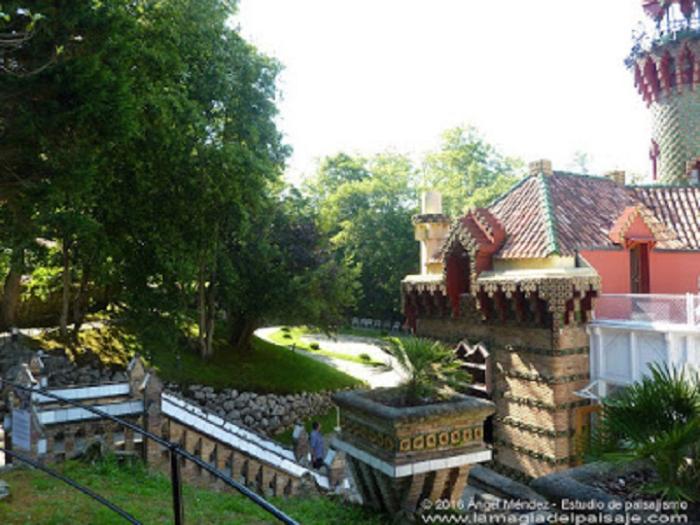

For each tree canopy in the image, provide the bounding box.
[0,0,352,355]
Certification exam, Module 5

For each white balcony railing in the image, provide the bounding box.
[594,293,700,327]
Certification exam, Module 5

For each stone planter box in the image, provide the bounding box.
[332,388,495,515]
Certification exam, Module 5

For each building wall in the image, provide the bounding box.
[580,248,700,294]
[651,89,700,184]
[416,316,590,479]
[650,251,700,293]
[579,249,631,294]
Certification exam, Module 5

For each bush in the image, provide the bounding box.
[359,353,371,362]
[283,333,292,340]
[309,342,320,351]
[591,364,700,502]
[387,337,470,405]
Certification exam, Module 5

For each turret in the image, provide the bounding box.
[413,191,450,275]
[629,0,700,184]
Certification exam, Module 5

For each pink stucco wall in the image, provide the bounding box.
[580,248,700,294]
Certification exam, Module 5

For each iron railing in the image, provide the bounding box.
[593,293,700,327]
[0,380,299,525]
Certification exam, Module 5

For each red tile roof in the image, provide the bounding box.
[630,186,700,249]
[484,172,700,259]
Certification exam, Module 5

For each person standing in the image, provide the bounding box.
[309,421,325,469]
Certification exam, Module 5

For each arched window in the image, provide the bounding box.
[645,58,661,100]
[661,52,676,90]
[680,46,695,85]
[630,242,651,294]
[445,249,470,316]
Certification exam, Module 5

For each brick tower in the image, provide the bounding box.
[630,0,700,184]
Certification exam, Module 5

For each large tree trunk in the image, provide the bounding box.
[228,316,257,351]
[197,265,208,358]
[72,267,89,339]
[204,268,216,358]
[1,249,24,330]
[59,238,71,339]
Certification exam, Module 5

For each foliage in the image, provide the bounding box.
[387,336,470,405]
[590,364,700,502]
[308,153,419,320]
[422,126,524,216]
[35,323,361,394]
[0,457,389,525]
[220,188,359,350]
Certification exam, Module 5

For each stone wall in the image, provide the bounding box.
[168,384,334,437]
[0,343,334,439]
[415,316,591,480]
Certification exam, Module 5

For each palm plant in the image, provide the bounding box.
[590,364,700,501]
[387,337,471,405]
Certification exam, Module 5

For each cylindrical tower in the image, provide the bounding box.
[630,0,700,184]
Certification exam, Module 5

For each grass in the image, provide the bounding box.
[274,406,339,446]
[267,326,385,367]
[33,321,362,395]
[0,457,389,525]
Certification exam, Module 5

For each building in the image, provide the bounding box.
[401,0,700,479]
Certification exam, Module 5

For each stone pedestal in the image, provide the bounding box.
[332,389,495,515]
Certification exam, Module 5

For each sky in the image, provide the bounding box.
[235,1,651,184]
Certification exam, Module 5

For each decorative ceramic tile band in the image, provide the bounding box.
[500,344,589,357]
[494,439,574,466]
[341,417,482,453]
[501,370,589,385]
[497,392,591,411]
[494,416,574,438]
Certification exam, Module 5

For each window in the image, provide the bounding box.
[630,243,650,293]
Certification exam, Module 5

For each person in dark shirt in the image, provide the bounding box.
[309,421,325,469]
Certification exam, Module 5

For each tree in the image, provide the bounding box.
[422,126,524,216]
[102,0,288,357]
[221,188,358,350]
[308,153,419,320]
[0,1,141,335]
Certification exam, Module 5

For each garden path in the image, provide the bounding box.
[255,327,407,388]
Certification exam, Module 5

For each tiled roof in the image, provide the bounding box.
[630,186,700,249]
[488,176,555,258]
[485,172,700,258]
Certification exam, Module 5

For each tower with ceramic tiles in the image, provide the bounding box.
[631,0,700,183]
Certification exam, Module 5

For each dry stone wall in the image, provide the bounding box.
[1,342,334,439]
[171,384,334,437]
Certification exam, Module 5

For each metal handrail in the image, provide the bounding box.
[1,380,300,525]
[0,446,142,524]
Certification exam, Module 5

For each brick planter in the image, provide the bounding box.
[332,389,495,515]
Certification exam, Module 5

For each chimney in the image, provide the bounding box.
[414,191,450,275]
[421,190,443,214]
[606,170,626,186]
[529,159,553,177]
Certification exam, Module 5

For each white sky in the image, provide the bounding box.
[235,1,651,184]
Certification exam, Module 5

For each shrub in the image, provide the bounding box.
[591,364,700,502]
[387,337,470,405]
[309,342,320,350]
[282,333,292,340]
[359,353,371,362]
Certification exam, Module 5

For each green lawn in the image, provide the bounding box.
[267,326,385,367]
[34,322,362,394]
[0,458,388,525]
